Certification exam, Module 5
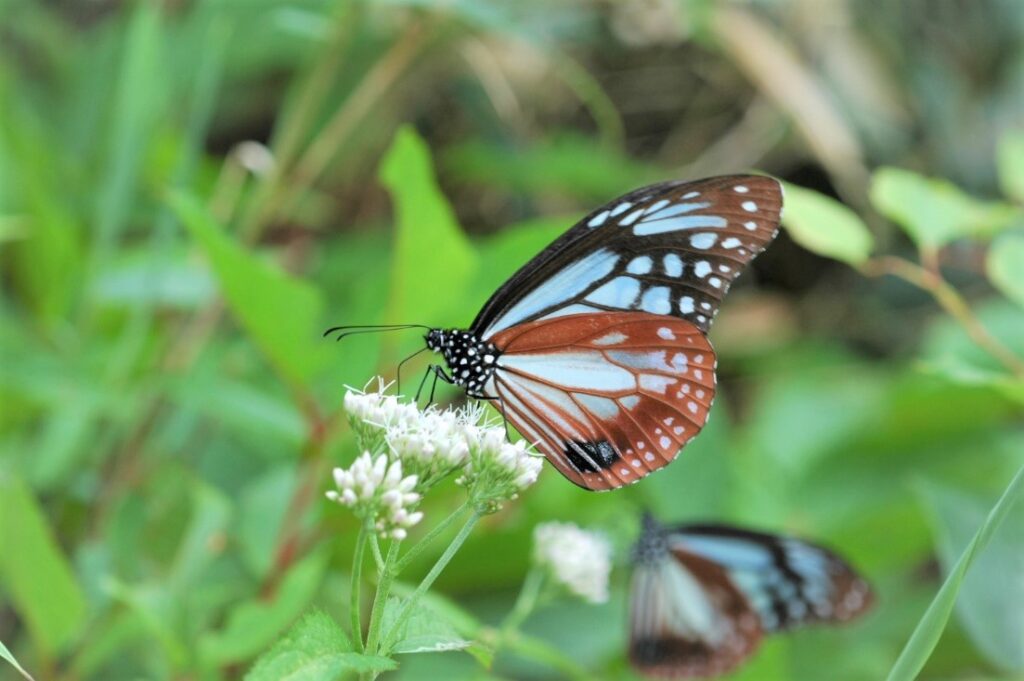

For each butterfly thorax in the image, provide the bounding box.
[425,329,500,397]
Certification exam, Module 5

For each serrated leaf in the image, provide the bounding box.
[781,183,874,265]
[381,597,471,655]
[1,640,35,681]
[201,549,329,666]
[917,479,1024,671]
[245,609,395,681]
[0,476,86,655]
[379,126,477,326]
[987,234,1024,310]
[997,129,1024,203]
[886,464,1024,681]
[870,167,1020,248]
[170,191,326,387]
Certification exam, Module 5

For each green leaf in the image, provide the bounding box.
[381,597,471,655]
[870,167,1020,249]
[0,476,86,655]
[918,479,1024,671]
[0,640,36,681]
[780,183,874,265]
[997,129,1024,203]
[379,126,478,326]
[886,464,1024,681]
[987,234,1024,310]
[245,609,396,681]
[171,191,326,387]
[200,548,329,666]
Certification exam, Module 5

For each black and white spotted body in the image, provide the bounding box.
[425,329,500,398]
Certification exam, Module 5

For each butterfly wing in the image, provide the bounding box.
[488,311,716,490]
[671,524,875,632]
[629,541,762,677]
[472,175,782,339]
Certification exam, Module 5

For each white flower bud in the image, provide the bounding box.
[533,522,611,604]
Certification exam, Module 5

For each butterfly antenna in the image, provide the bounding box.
[323,323,431,343]
[395,347,429,396]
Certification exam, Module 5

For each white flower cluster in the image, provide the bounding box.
[457,427,543,512]
[330,380,544,530]
[326,453,424,539]
[533,522,612,604]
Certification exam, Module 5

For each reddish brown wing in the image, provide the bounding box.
[629,548,763,679]
[489,311,716,491]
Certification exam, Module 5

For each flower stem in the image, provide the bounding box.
[350,523,367,652]
[365,540,401,655]
[369,533,385,572]
[380,511,481,653]
[393,500,471,573]
[500,566,546,637]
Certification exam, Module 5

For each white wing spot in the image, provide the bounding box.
[644,452,655,461]
[696,389,705,399]
[719,264,732,273]
[646,199,670,214]
[709,276,723,288]
[593,331,628,346]
[673,426,684,435]
[690,233,718,249]
[683,191,700,199]
[588,209,610,227]
[694,261,712,278]
[700,302,711,311]
[694,354,705,363]
[694,369,704,380]
[734,185,749,193]
[722,237,742,249]
[585,276,642,308]
[659,436,672,449]
[627,256,653,274]
[657,327,676,340]
[679,296,695,313]
[688,401,698,414]
[697,314,707,324]
[639,374,676,394]
[742,201,758,212]
[611,201,633,216]
[744,221,757,231]
[663,253,683,277]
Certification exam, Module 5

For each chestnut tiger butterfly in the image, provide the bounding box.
[331,175,782,491]
[629,514,873,679]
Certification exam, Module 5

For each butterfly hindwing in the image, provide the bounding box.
[489,312,716,490]
[473,175,782,339]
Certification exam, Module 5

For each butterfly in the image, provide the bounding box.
[629,514,874,679]
[333,175,782,491]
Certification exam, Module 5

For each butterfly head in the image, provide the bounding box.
[425,328,500,397]
[632,512,669,565]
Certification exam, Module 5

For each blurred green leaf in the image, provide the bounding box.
[0,476,86,655]
[245,609,395,681]
[200,548,329,666]
[90,246,215,309]
[918,478,1024,671]
[381,597,471,655]
[886,464,1024,681]
[171,191,326,387]
[0,640,35,681]
[781,182,874,265]
[380,126,478,325]
[997,129,1024,203]
[987,234,1024,310]
[870,167,1020,249]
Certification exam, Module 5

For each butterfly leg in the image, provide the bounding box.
[427,365,453,406]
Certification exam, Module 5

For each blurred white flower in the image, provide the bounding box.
[326,452,423,539]
[533,522,611,604]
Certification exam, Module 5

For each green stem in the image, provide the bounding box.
[393,500,471,573]
[350,523,368,652]
[380,511,481,653]
[499,566,546,637]
[369,533,385,572]
[364,540,401,654]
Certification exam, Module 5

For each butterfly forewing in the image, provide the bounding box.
[489,312,716,490]
[672,524,875,631]
[473,175,782,338]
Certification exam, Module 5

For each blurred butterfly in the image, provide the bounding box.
[330,175,782,491]
[629,514,873,679]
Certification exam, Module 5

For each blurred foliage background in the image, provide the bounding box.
[2,0,1024,679]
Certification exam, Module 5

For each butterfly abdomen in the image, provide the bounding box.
[426,329,500,397]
